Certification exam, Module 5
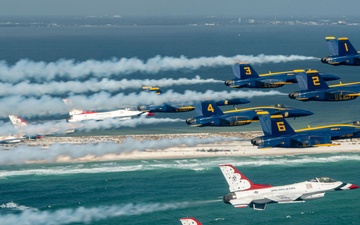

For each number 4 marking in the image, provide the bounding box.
[207,104,214,112]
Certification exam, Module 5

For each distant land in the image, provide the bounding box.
[0,15,359,27]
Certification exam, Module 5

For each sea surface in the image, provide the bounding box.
[0,17,360,225]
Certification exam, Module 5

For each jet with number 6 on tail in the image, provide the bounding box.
[251,111,360,148]
[225,62,339,88]
[185,101,313,127]
[321,36,360,66]
[289,70,360,101]
[219,164,359,210]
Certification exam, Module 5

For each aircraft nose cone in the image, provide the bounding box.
[349,184,360,189]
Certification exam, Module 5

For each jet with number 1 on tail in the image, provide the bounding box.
[225,62,339,88]
[219,164,359,210]
[251,111,360,148]
[321,36,360,66]
[185,101,313,127]
[289,70,360,101]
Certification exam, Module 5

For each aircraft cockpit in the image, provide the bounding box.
[274,104,286,108]
[308,177,336,183]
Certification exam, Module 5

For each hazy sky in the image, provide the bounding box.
[1,0,360,17]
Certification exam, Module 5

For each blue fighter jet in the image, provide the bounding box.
[185,101,313,127]
[138,86,250,113]
[321,36,360,66]
[225,63,339,88]
[289,70,360,101]
[251,112,360,148]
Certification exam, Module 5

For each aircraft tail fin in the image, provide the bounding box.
[8,115,28,128]
[180,217,203,225]
[338,37,358,56]
[325,36,339,56]
[195,101,224,117]
[294,70,329,91]
[257,111,296,137]
[142,86,162,94]
[219,164,271,192]
[232,62,259,80]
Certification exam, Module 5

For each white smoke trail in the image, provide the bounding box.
[4,117,184,137]
[0,54,317,82]
[0,76,223,96]
[0,201,204,225]
[0,90,285,118]
[0,136,237,165]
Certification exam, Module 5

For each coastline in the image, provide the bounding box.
[15,131,360,163]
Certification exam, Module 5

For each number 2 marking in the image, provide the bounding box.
[312,76,320,86]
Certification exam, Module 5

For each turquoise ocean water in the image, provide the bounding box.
[0,17,360,224]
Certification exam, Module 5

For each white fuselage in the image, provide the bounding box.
[229,180,350,207]
[67,109,147,123]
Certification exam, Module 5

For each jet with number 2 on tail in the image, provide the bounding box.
[321,36,360,66]
[251,111,360,148]
[185,101,313,127]
[219,164,359,210]
[225,62,339,88]
[289,70,360,101]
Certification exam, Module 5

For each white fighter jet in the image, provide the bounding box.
[219,164,359,210]
[180,217,202,225]
[63,99,153,122]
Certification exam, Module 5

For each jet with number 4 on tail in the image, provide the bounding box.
[219,164,359,210]
[225,62,339,88]
[289,70,360,101]
[321,36,360,66]
[185,101,313,127]
[251,111,360,148]
[138,86,250,113]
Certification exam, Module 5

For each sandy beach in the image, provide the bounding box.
[14,131,360,163]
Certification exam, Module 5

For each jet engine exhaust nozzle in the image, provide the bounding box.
[251,137,263,146]
[223,192,236,205]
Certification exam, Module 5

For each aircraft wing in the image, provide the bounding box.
[264,193,304,204]
[291,134,332,147]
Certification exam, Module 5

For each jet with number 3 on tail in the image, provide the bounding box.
[225,62,339,88]
[219,164,359,210]
[251,111,360,148]
[321,36,360,66]
[289,70,360,101]
[185,101,313,127]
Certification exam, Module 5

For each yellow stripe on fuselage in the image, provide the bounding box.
[258,71,293,77]
[224,106,286,114]
[296,124,359,132]
[329,82,360,87]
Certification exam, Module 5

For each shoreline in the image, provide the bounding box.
[13,131,360,163]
